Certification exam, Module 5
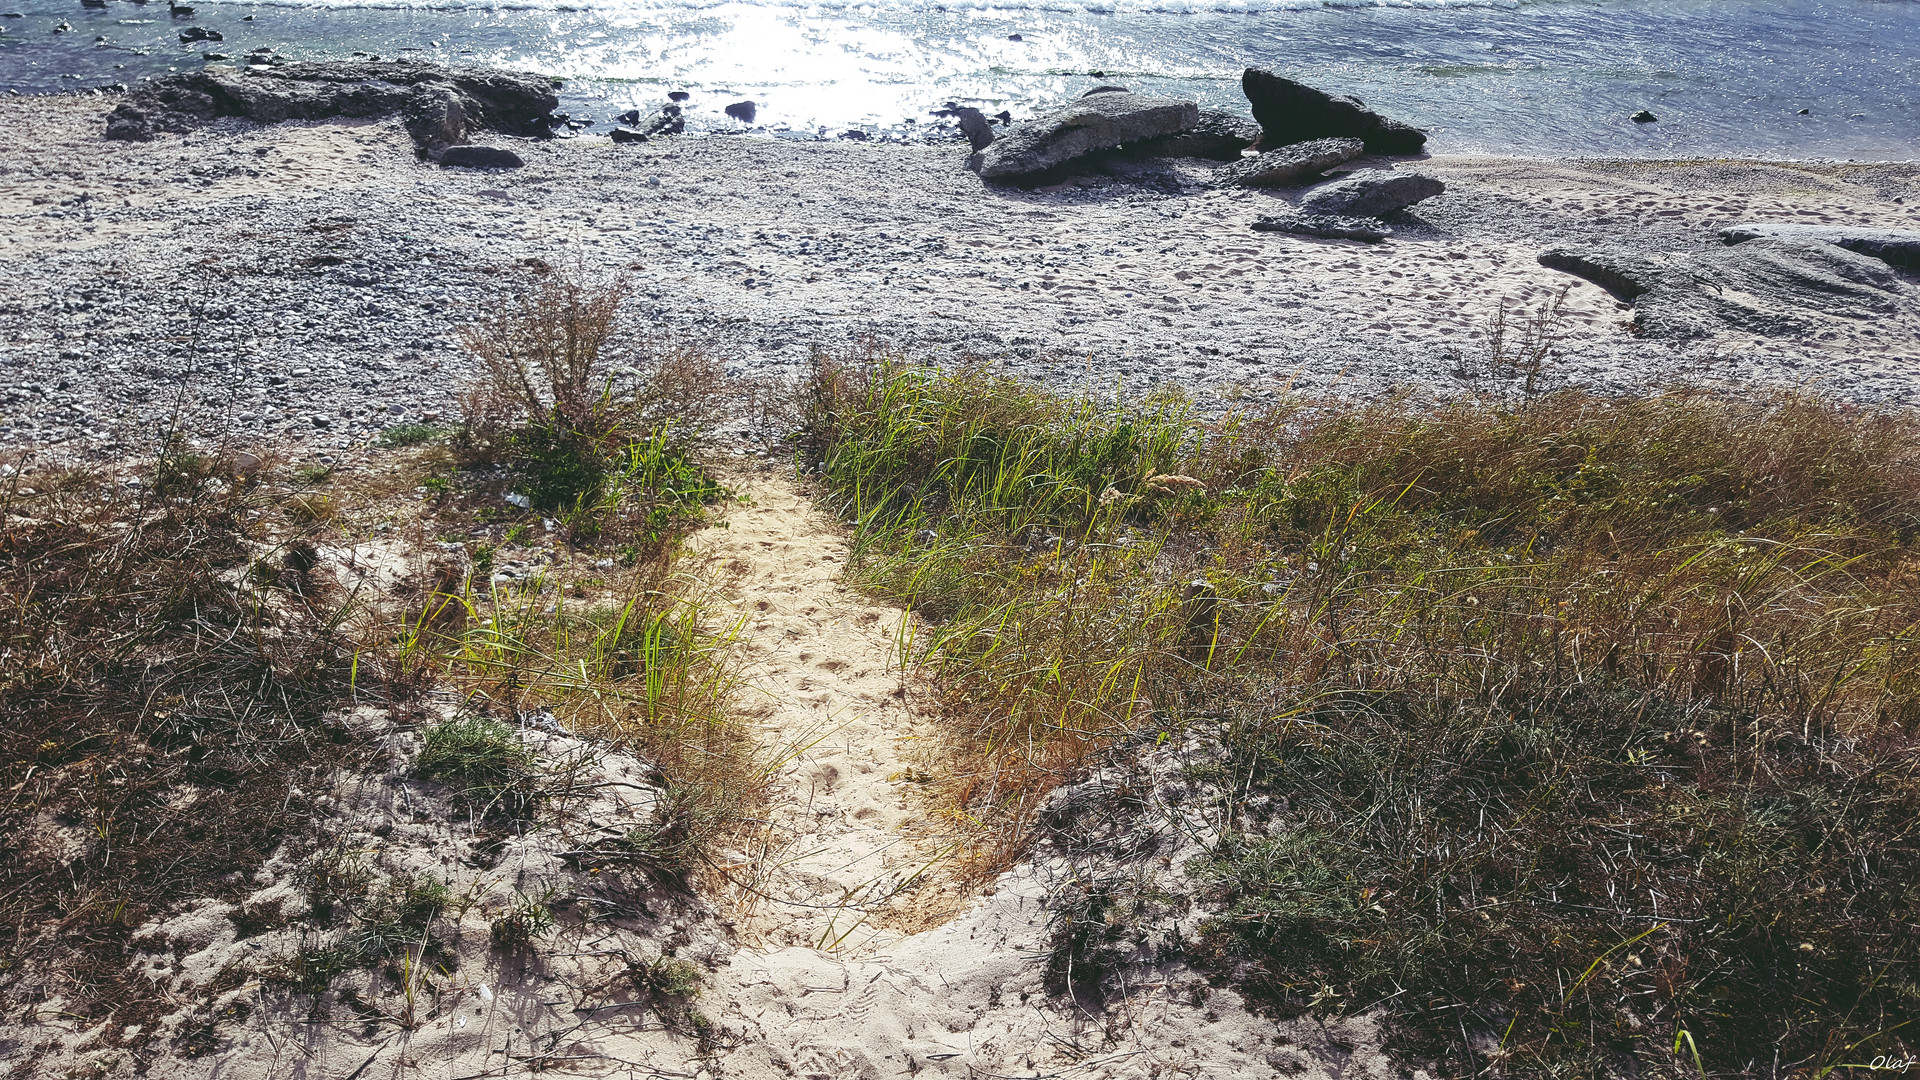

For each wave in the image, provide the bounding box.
[219,0,1535,16]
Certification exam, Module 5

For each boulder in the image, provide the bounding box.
[1241,68,1426,155]
[1128,109,1262,162]
[725,100,757,123]
[975,90,1199,180]
[1217,136,1364,187]
[1299,171,1444,217]
[641,104,685,137]
[1537,248,1656,302]
[1719,222,1920,271]
[103,62,557,153]
[438,144,524,169]
[955,107,995,152]
[1252,213,1391,242]
[609,128,647,144]
[177,26,220,42]
[1538,239,1918,338]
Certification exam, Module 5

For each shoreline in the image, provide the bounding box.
[14,85,1920,168]
[3,91,1919,463]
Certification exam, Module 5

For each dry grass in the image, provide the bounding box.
[0,438,370,1033]
[0,270,757,1041]
[800,356,1920,1078]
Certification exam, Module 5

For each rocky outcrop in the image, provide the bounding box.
[1217,137,1363,187]
[103,62,558,155]
[1127,109,1261,161]
[1252,213,1391,242]
[975,89,1199,180]
[1241,68,1426,155]
[1719,222,1920,271]
[1299,171,1444,216]
[1539,239,1918,338]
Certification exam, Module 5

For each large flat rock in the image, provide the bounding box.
[1300,171,1445,216]
[1720,222,1920,271]
[1540,238,1920,338]
[1217,137,1364,187]
[104,61,557,151]
[976,90,1199,180]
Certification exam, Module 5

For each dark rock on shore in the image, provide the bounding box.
[1252,213,1391,242]
[975,88,1199,180]
[438,144,524,169]
[1300,171,1444,216]
[1129,109,1262,162]
[1218,137,1363,187]
[1241,68,1426,155]
[1720,222,1920,271]
[610,128,647,144]
[103,62,557,154]
[1540,239,1917,338]
[955,107,995,152]
[725,100,757,123]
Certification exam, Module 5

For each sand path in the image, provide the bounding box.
[692,465,964,954]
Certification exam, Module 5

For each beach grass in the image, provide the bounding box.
[800,355,1920,1077]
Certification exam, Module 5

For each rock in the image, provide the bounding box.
[1128,108,1262,162]
[1241,68,1426,155]
[103,61,558,152]
[609,127,647,144]
[1719,222,1920,271]
[1082,85,1130,97]
[1538,239,1918,338]
[438,144,524,169]
[1631,110,1657,123]
[954,106,995,152]
[667,90,689,102]
[1217,136,1364,187]
[406,85,468,149]
[725,99,756,123]
[1252,213,1391,242]
[639,104,684,137]
[1299,171,1444,216]
[975,90,1199,180]
[177,26,221,42]
[615,108,641,126]
[1537,248,1656,302]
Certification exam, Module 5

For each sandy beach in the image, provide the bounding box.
[5,92,1918,460]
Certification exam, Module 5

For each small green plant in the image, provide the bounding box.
[489,888,556,947]
[299,840,376,922]
[415,717,537,805]
[378,422,446,448]
[503,523,532,546]
[421,474,452,495]
[293,464,334,486]
[394,875,453,927]
[262,938,362,995]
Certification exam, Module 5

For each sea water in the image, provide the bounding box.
[2,0,1917,159]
